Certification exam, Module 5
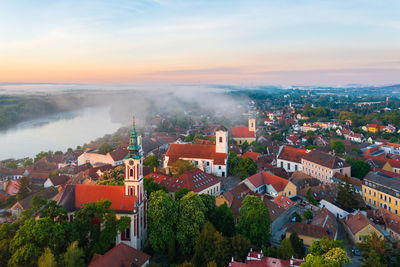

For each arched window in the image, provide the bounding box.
[130,187,133,196]
[219,137,223,143]
[130,169,133,177]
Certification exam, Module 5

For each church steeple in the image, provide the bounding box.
[126,116,142,160]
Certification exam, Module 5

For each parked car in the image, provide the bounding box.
[351,247,360,256]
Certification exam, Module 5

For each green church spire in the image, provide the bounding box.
[126,115,142,159]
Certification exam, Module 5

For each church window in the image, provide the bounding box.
[130,169,133,177]
[219,137,223,143]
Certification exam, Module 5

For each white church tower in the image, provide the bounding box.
[216,126,228,154]
[122,116,147,250]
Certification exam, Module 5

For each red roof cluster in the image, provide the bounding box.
[273,194,293,209]
[232,126,255,138]
[146,168,220,193]
[165,144,227,165]
[89,243,150,267]
[277,146,306,163]
[247,172,289,192]
[75,184,136,212]
[242,151,260,162]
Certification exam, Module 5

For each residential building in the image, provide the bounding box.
[10,186,58,217]
[368,208,400,244]
[362,171,400,214]
[77,145,129,167]
[286,208,338,246]
[58,117,147,250]
[301,150,351,184]
[342,213,384,243]
[242,171,297,198]
[277,146,306,173]
[232,118,256,145]
[146,168,221,196]
[44,175,70,188]
[163,126,228,177]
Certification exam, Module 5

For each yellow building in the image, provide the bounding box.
[232,118,256,145]
[343,213,384,243]
[362,171,400,215]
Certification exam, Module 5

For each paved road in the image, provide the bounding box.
[336,219,363,266]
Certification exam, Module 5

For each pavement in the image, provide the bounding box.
[336,219,363,267]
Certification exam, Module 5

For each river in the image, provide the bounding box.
[0,107,123,160]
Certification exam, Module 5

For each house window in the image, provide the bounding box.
[396,210,398,215]
[207,162,210,166]
[295,165,298,171]
[287,163,291,170]
[218,166,221,170]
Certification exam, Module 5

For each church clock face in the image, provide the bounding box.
[129,160,134,166]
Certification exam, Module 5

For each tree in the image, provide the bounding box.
[237,195,271,247]
[144,154,159,170]
[230,234,251,262]
[303,210,313,221]
[270,130,284,141]
[227,152,240,176]
[5,161,18,169]
[176,192,206,255]
[22,158,33,167]
[31,195,47,211]
[16,177,31,201]
[97,166,124,185]
[344,155,371,179]
[192,222,217,267]
[143,177,168,198]
[73,200,130,260]
[211,203,235,237]
[234,156,257,180]
[38,248,57,267]
[175,188,191,202]
[277,238,295,260]
[337,175,359,209]
[290,232,306,259]
[362,250,386,267]
[330,140,345,154]
[34,151,48,163]
[54,150,63,155]
[98,142,113,155]
[39,200,68,223]
[9,217,66,266]
[322,247,350,267]
[308,237,342,256]
[63,241,85,267]
[306,188,320,206]
[241,141,249,152]
[148,190,177,253]
[200,194,216,222]
[170,159,195,176]
[358,232,390,266]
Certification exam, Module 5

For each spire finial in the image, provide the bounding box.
[132,115,135,127]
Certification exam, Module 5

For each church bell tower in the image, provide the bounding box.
[123,116,146,249]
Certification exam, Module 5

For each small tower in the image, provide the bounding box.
[215,126,228,154]
[248,118,256,132]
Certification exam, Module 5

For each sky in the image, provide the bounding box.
[0,0,399,86]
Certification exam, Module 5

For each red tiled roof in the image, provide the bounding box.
[273,194,293,209]
[242,151,260,162]
[232,126,255,138]
[247,172,289,192]
[108,146,129,161]
[343,213,382,236]
[165,144,227,165]
[147,168,220,193]
[75,184,136,212]
[278,146,307,163]
[89,243,150,267]
[6,179,20,195]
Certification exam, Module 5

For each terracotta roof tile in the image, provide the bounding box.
[277,146,307,164]
[75,184,136,212]
[273,194,293,209]
[247,172,289,192]
[302,150,349,169]
[242,151,260,162]
[165,144,227,165]
[343,213,382,236]
[232,126,255,138]
[89,243,150,267]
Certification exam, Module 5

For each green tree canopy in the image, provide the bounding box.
[37,247,57,267]
[174,188,191,202]
[144,154,159,170]
[63,241,85,267]
[344,155,371,179]
[337,175,359,209]
[98,142,113,155]
[170,159,195,176]
[237,195,270,247]
[211,203,235,237]
[277,238,295,260]
[143,177,168,198]
[290,232,306,259]
[176,192,206,255]
[148,190,177,253]
[96,166,124,185]
[330,140,345,154]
